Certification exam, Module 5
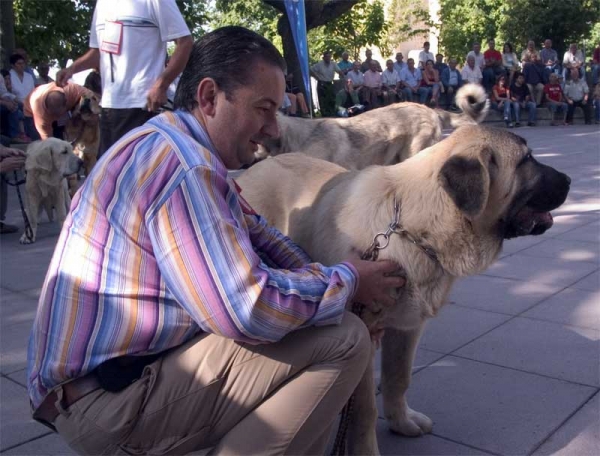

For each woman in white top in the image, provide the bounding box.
[9,53,36,103]
[502,43,520,86]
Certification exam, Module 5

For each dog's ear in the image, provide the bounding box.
[439,147,491,219]
[25,142,54,173]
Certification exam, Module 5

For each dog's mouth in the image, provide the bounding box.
[503,205,554,239]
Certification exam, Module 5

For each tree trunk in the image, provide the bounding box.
[0,0,15,68]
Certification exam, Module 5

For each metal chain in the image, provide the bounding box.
[2,171,33,241]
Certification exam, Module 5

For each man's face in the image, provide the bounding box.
[370,61,378,72]
[342,52,349,61]
[544,40,552,49]
[467,56,475,68]
[323,52,331,63]
[449,59,457,69]
[386,60,393,71]
[366,50,372,59]
[38,64,49,77]
[436,54,443,64]
[517,75,525,85]
[352,61,360,72]
[473,43,481,53]
[528,41,535,50]
[424,43,430,51]
[549,74,558,84]
[396,53,403,63]
[205,61,284,169]
[407,59,414,69]
[570,44,577,53]
[488,40,495,50]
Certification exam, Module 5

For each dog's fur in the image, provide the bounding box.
[64,92,101,177]
[237,125,570,454]
[20,138,82,244]
[256,84,489,170]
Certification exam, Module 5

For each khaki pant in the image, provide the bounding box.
[54,312,371,455]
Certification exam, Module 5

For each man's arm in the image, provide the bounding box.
[146,35,194,112]
[56,48,100,87]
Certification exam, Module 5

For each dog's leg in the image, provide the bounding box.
[381,325,433,436]
[347,343,380,456]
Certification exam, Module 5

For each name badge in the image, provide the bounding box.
[100,21,123,55]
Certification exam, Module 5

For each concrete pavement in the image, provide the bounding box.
[1,124,599,455]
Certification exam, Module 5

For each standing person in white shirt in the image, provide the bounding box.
[310,50,343,117]
[56,0,193,158]
[461,55,483,85]
[418,42,435,69]
[381,59,401,105]
[9,54,36,104]
[562,43,585,81]
[466,42,485,71]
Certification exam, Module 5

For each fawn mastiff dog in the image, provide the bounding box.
[237,125,571,454]
[256,84,489,170]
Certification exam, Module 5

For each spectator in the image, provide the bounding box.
[543,73,567,126]
[421,59,441,107]
[9,53,36,103]
[335,78,364,117]
[434,53,448,74]
[418,41,434,69]
[502,42,520,86]
[337,51,353,76]
[399,58,428,103]
[35,62,54,86]
[521,40,539,65]
[24,82,93,140]
[0,144,26,234]
[381,59,401,105]
[363,60,383,109]
[311,50,342,117]
[483,39,505,93]
[593,82,600,124]
[540,39,560,74]
[283,73,310,118]
[466,42,485,71]
[523,55,547,106]
[461,55,483,85]
[13,48,36,78]
[563,68,592,125]
[56,0,193,158]
[360,49,382,73]
[441,58,463,110]
[562,43,585,81]
[491,74,512,127]
[0,69,31,143]
[393,52,407,74]
[591,43,599,86]
[509,72,537,127]
[347,61,365,103]
[28,26,402,455]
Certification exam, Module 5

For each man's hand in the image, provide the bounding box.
[0,146,26,173]
[347,259,405,309]
[56,68,74,87]
[567,99,574,105]
[146,81,168,112]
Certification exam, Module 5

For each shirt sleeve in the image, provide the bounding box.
[147,165,357,344]
[151,0,191,42]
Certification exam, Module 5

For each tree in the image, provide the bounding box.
[387,0,433,51]
[437,0,600,62]
[0,0,16,68]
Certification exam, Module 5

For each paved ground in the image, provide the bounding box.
[0,124,598,455]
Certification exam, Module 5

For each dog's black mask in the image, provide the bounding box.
[503,156,571,239]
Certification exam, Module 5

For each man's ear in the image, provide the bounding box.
[196,78,219,117]
[439,147,491,219]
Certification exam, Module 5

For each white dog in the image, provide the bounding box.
[19,138,82,244]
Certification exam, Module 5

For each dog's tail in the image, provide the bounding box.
[439,83,489,129]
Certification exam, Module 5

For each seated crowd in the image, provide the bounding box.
[301,39,600,126]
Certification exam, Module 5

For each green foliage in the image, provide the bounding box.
[308,0,390,63]
[437,0,600,62]
[13,0,96,67]
[176,0,210,37]
[387,0,432,47]
[212,0,281,50]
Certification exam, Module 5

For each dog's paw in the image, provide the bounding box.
[387,407,433,437]
[19,233,35,244]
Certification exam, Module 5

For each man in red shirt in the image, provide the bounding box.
[483,39,505,93]
[544,73,567,125]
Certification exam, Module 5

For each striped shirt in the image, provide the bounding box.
[27,110,358,410]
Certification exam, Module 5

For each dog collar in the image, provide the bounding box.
[361,198,439,264]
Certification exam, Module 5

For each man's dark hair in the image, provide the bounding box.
[174,26,286,112]
[424,41,430,47]
[9,54,25,66]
